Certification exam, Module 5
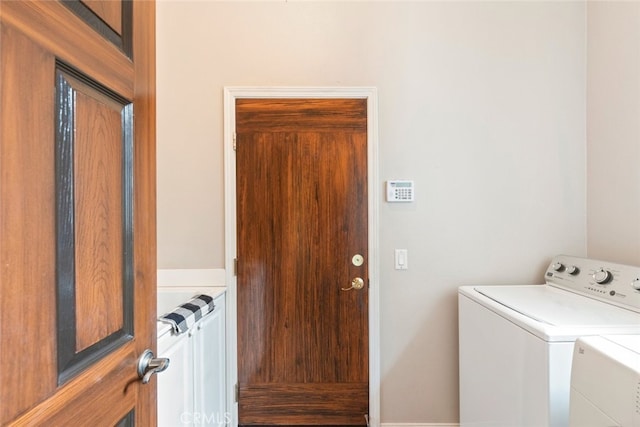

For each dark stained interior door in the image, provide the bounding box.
[0,1,156,425]
[236,98,369,425]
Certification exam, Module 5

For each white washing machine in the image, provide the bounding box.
[569,334,640,427]
[458,255,640,427]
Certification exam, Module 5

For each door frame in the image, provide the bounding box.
[223,87,380,426]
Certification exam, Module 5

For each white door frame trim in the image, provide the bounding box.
[223,86,380,426]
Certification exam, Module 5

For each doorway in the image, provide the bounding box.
[223,87,380,426]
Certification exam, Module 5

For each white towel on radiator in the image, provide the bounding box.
[158,294,215,334]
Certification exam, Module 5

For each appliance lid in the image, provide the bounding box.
[474,285,640,327]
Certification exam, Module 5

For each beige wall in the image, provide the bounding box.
[586,1,640,266]
[156,1,587,423]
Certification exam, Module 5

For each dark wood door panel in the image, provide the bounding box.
[239,383,369,425]
[236,98,367,132]
[237,132,368,384]
[237,98,369,425]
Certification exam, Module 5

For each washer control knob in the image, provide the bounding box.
[631,278,640,291]
[593,269,613,284]
[567,265,580,275]
[552,262,565,272]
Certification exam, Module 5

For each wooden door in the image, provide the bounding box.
[0,1,156,425]
[236,98,369,425]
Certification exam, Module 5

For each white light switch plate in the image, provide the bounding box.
[395,249,408,270]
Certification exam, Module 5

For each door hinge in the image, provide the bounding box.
[235,383,239,402]
[233,132,237,151]
[234,258,238,276]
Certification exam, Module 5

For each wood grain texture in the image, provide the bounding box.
[8,344,138,426]
[54,66,135,384]
[81,0,123,34]
[0,23,58,422]
[74,88,125,351]
[237,98,369,425]
[1,0,134,98]
[131,0,158,425]
[0,0,156,424]
[236,98,367,133]
[62,0,132,58]
[239,383,369,425]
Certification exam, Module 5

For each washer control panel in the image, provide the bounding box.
[546,255,640,312]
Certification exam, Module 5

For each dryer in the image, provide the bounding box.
[458,255,640,427]
[570,335,640,427]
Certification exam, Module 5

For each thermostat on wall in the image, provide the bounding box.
[386,180,415,202]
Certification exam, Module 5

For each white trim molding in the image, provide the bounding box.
[223,86,380,426]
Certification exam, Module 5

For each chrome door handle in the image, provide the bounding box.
[137,349,170,384]
[341,277,365,291]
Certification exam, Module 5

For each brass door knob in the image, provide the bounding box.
[341,277,365,291]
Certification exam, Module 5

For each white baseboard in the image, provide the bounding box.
[157,268,226,287]
[381,424,459,427]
